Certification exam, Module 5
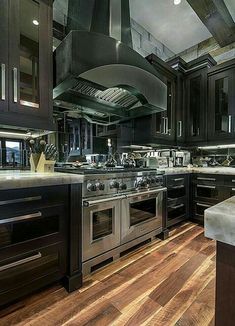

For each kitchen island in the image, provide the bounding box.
[205,197,235,326]
[0,171,83,307]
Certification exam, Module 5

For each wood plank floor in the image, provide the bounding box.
[0,222,216,326]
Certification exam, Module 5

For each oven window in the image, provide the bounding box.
[0,215,59,248]
[92,208,113,240]
[130,198,156,226]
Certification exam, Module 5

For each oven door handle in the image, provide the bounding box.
[125,187,167,199]
[83,195,125,207]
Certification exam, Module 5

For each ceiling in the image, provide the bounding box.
[129,0,212,54]
[224,0,235,22]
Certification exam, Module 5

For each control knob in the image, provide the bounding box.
[110,180,119,189]
[87,183,97,192]
[95,182,105,191]
[119,183,127,190]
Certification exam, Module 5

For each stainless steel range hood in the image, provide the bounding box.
[53,0,167,124]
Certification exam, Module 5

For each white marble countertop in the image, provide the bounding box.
[161,167,235,175]
[205,196,235,246]
[0,170,84,190]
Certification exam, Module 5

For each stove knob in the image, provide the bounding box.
[110,181,119,189]
[87,183,96,192]
[146,177,151,185]
[151,177,156,184]
[96,182,105,191]
[119,183,127,190]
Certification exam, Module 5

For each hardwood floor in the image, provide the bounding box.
[0,222,215,326]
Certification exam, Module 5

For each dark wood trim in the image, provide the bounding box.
[215,241,235,326]
[187,0,235,47]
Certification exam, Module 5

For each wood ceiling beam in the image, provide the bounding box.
[187,0,235,47]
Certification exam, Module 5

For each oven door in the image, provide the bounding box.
[121,188,166,244]
[82,196,123,262]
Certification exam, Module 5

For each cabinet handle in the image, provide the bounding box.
[228,115,232,133]
[232,188,235,191]
[0,211,42,225]
[165,117,169,134]
[196,203,211,208]
[0,252,42,272]
[169,185,185,189]
[172,178,184,182]
[1,63,6,100]
[178,120,182,137]
[162,117,166,134]
[197,177,216,181]
[169,203,184,210]
[197,184,216,189]
[13,67,18,103]
[0,196,42,206]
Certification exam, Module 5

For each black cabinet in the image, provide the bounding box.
[0,0,53,130]
[166,174,189,227]
[208,60,235,141]
[185,68,208,143]
[0,184,82,306]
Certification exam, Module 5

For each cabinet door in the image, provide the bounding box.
[0,0,9,113]
[186,69,207,142]
[208,68,235,140]
[154,80,176,141]
[8,0,52,123]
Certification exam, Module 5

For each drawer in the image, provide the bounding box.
[0,204,67,253]
[193,201,213,223]
[166,174,187,187]
[0,242,66,306]
[192,174,222,186]
[0,186,69,215]
[223,175,235,187]
[168,200,187,221]
[167,184,186,199]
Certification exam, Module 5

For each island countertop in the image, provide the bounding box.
[161,167,235,175]
[0,170,84,190]
[205,196,235,247]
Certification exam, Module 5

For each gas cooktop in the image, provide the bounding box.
[55,166,164,175]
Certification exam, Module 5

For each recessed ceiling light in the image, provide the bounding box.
[174,0,181,5]
[32,19,39,26]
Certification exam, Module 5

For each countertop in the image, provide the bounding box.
[205,196,235,247]
[161,167,235,175]
[0,171,84,190]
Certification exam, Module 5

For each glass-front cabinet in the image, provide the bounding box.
[0,0,53,130]
[185,68,207,143]
[208,67,235,140]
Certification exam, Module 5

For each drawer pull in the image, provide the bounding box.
[172,178,184,182]
[0,252,42,272]
[197,177,216,181]
[169,185,185,189]
[232,180,235,183]
[196,203,211,208]
[169,204,184,210]
[0,211,42,225]
[0,196,42,206]
[197,185,216,189]
[13,67,18,103]
[1,63,6,100]
[232,188,235,191]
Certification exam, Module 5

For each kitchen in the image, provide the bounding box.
[0,0,235,325]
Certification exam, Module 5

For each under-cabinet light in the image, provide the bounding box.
[174,0,181,5]
[198,144,235,150]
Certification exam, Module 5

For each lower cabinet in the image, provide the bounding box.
[0,184,82,307]
[166,174,190,227]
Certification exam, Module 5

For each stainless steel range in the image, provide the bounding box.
[58,167,166,274]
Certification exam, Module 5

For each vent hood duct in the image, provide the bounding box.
[53,0,167,123]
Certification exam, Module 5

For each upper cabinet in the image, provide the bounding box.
[0,0,53,130]
[208,60,235,141]
[185,68,208,143]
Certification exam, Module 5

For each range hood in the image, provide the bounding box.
[53,0,167,124]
